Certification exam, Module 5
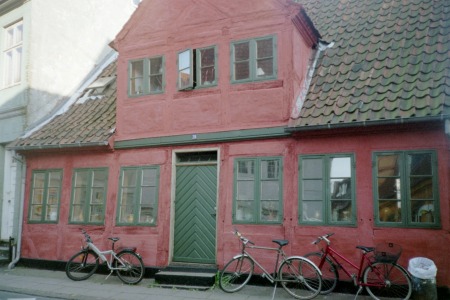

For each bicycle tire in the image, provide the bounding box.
[363,262,412,300]
[65,249,99,281]
[219,255,254,293]
[278,257,322,300]
[115,250,145,284]
[304,252,338,294]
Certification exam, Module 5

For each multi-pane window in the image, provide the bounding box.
[234,157,282,224]
[299,155,355,225]
[178,45,217,90]
[70,168,108,224]
[3,20,23,87]
[117,166,159,225]
[231,35,276,83]
[129,56,164,96]
[374,151,439,227]
[29,170,62,223]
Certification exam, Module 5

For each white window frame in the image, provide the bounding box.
[3,20,23,88]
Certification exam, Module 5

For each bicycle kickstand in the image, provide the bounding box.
[271,283,277,300]
[105,269,114,281]
[353,285,363,300]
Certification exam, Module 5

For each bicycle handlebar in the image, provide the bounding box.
[312,233,334,245]
[232,228,255,245]
[80,229,92,243]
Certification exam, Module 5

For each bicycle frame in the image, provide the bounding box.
[84,240,129,272]
[319,240,388,288]
[238,243,288,284]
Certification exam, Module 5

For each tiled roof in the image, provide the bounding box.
[8,60,117,150]
[290,0,450,128]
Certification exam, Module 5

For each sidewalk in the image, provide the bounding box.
[0,266,370,300]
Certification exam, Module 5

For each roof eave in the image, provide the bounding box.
[286,115,449,133]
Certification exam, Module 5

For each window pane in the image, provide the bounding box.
[121,187,135,205]
[261,160,279,179]
[234,42,249,61]
[49,171,62,187]
[150,57,163,75]
[130,60,144,95]
[236,181,254,200]
[410,177,433,199]
[261,200,279,221]
[30,204,42,221]
[33,173,45,189]
[120,205,134,223]
[90,205,104,222]
[123,169,137,186]
[200,48,215,67]
[234,62,249,80]
[236,200,254,221]
[409,153,432,175]
[378,177,401,199]
[261,181,279,200]
[256,58,273,77]
[331,200,351,221]
[237,161,254,179]
[302,180,322,200]
[302,158,322,178]
[32,189,44,204]
[302,201,322,222]
[377,155,400,176]
[330,157,351,177]
[178,50,191,89]
[179,50,190,70]
[379,200,401,222]
[142,168,157,186]
[256,38,273,58]
[150,75,163,92]
[330,178,351,199]
[74,171,88,187]
[411,201,434,223]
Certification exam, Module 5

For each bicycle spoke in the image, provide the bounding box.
[279,257,321,299]
[364,262,412,300]
[115,251,145,285]
[219,256,254,293]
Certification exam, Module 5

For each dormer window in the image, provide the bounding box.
[231,35,277,83]
[128,56,164,96]
[177,45,217,90]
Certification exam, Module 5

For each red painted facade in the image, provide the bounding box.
[18,0,449,289]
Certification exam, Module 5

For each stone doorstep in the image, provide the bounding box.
[154,270,216,287]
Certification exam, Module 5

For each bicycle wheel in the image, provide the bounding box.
[279,257,322,300]
[65,249,99,281]
[304,252,338,294]
[363,262,412,300]
[115,250,145,284]
[219,255,254,293]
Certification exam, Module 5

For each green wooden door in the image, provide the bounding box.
[173,163,217,264]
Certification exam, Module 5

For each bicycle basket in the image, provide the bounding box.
[374,243,402,263]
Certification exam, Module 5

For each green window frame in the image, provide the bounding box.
[69,168,108,224]
[128,55,164,96]
[299,154,355,225]
[177,45,217,90]
[230,35,277,83]
[373,150,440,228]
[28,169,62,223]
[117,166,159,226]
[233,157,283,224]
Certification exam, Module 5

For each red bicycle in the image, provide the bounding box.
[305,233,412,300]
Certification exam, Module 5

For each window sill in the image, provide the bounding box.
[230,79,283,92]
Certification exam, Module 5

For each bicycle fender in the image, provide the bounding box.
[232,254,250,260]
[117,247,137,253]
[286,255,322,276]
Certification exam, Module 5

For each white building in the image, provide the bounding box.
[0,0,137,249]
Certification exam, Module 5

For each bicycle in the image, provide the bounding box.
[304,233,412,300]
[218,229,322,300]
[65,229,145,285]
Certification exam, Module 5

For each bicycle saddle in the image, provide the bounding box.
[356,245,374,252]
[273,239,289,247]
[108,237,120,242]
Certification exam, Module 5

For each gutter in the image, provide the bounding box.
[7,140,111,152]
[286,115,450,133]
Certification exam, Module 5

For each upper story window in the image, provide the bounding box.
[374,151,440,228]
[3,20,23,88]
[29,169,62,223]
[178,45,217,90]
[299,154,355,225]
[128,56,164,96]
[231,35,277,83]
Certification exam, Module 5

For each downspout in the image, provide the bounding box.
[8,154,25,269]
